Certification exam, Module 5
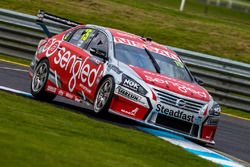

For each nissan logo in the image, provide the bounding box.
[176,99,186,108]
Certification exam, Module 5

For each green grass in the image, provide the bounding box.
[0,91,218,167]
[0,0,249,63]
[222,106,250,120]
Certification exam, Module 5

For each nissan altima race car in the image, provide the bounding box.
[29,11,221,144]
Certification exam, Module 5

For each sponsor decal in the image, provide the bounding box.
[121,108,139,116]
[110,95,149,120]
[156,103,195,123]
[121,75,147,95]
[114,36,180,61]
[46,40,61,58]
[76,91,88,102]
[46,85,57,93]
[58,90,64,96]
[123,78,139,91]
[116,31,138,39]
[66,92,74,99]
[79,83,92,94]
[116,86,141,102]
[39,39,103,93]
[144,71,207,98]
[48,70,62,89]
[115,86,149,108]
[37,40,47,54]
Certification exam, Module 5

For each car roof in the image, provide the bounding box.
[84,24,181,61]
[108,28,181,61]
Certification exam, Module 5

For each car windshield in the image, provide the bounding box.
[115,43,192,82]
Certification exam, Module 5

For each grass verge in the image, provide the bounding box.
[222,106,250,120]
[0,91,218,167]
[0,0,249,63]
[0,54,30,66]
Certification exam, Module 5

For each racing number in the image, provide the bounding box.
[81,29,93,41]
[67,28,95,49]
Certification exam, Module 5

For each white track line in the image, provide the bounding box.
[139,127,245,167]
[0,86,32,97]
[0,66,28,72]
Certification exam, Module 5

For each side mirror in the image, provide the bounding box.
[194,77,204,85]
[90,47,108,60]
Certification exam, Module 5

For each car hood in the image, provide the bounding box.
[128,65,210,102]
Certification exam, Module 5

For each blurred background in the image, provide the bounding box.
[0,0,249,64]
[199,0,250,13]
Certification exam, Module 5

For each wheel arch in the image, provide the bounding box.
[31,57,56,101]
[35,56,50,69]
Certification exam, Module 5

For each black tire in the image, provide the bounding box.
[31,59,56,101]
[93,77,115,116]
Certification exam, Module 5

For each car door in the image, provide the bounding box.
[57,28,108,103]
[80,31,109,102]
[49,28,96,96]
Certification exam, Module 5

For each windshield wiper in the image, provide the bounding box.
[145,48,161,73]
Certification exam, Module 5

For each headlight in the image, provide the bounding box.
[121,74,147,96]
[209,101,221,116]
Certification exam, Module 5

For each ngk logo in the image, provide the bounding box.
[123,79,139,90]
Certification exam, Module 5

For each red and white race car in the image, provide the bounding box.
[29,11,220,144]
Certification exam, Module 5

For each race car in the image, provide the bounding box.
[29,11,221,144]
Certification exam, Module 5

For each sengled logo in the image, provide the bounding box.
[123,79,139,91]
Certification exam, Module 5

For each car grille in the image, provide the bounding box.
[153,88,205,113]
[155,113,199,137]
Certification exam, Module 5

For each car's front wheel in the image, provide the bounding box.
[93,77,115,116]
[31,59,56,101]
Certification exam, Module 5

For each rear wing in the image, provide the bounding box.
[36,10,80,37]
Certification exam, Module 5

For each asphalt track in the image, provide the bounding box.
[0,60,250,164]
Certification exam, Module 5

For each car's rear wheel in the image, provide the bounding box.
[31,59,56,101]
[93,77,115,116]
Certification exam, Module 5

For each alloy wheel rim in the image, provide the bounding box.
[94,79,112,113]
[32,63,48,93]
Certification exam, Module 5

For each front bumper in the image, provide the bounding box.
[144,111,218,145]
[109,107,217,145]
[109,84,219,144]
